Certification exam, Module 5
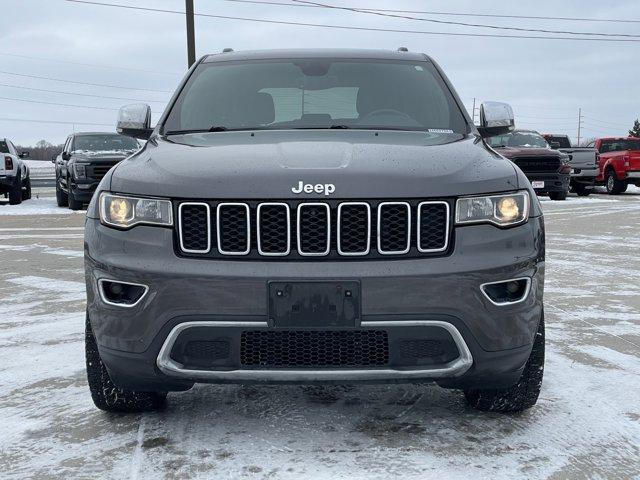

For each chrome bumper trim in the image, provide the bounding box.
[156,320,474,381]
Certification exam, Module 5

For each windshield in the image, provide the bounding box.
[163,59,468,134]
[487,131,549,149]
[545,135,571,148]
[72,134,139,153]
[600,139,640,153]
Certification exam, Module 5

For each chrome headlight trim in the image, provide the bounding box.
[455,190,530,228]
[99,192,173,229]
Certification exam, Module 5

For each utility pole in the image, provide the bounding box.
[577,107,583,146]
[185,0,196,68]
[471,97,476,124]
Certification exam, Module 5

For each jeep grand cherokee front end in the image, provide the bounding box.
[84,49,545,413]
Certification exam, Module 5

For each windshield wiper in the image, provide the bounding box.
[164,126,241,135]
[292,125,350,130]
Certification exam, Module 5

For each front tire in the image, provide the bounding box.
[548,190,568,201]
[606,170,626,195]
[67,179,83,210]
[86,315,167,413]
[464,312,545,413]
[56,177,68,207]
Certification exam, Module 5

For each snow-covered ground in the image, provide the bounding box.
[0,197,85,215]
[22,159,55,173]
[0,189,639,479]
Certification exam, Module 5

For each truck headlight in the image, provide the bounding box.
[455,191,529,227]
[74,163,87,179]
[99,192,173,229]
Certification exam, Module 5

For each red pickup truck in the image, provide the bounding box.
[587,137,640,194]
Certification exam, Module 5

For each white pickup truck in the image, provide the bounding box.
[542,134,599,196]
[0,138,31,204]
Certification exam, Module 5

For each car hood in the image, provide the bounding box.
[494,146,562,160]
[110,131,520,199]
[73,151,132,163]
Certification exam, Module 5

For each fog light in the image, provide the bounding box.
[481,278,530,306]
[98,279,148,307]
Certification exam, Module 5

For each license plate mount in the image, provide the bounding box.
[268,281,361,328]
[531,181,545,189]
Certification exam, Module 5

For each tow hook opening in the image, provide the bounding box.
[480,277,531,306]
[98,279,148,307]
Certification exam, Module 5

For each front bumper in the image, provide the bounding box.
[70,180,100,201]
[626,171,640,179]
[85,215,545,390]
[526,173,570,193]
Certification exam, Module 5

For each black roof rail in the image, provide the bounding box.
[397,47,409,52]
[222,48,234,53]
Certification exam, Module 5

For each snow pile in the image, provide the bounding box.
[23,160,54,172]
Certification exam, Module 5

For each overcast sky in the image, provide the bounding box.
[1,0,638,146]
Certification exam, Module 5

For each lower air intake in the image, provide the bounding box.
[240,330,389,368]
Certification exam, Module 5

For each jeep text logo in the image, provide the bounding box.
[291,181,336,196]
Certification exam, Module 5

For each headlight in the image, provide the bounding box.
[455,191,529,227]
[74,163,87,179]
[99,192,173,229]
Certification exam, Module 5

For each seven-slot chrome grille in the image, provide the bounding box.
[176,200,451,260]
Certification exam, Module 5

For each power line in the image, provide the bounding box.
[582,116,633,128]
[63,0,640,43]
[0,116,112,127]
[0,82,168,104]
[292,0,640,38]
[218,0,640,24]
[0,95,119,111]
[0,69,171,93]
[0,52,181,76]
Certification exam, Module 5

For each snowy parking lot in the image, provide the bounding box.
[1,187,639,479]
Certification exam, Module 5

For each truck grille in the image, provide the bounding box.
[176,200,451,260]
[240,330,389,368]
[511,156,561,173]
[87,162,120,179]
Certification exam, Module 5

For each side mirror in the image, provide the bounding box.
[19,151,29,158]
[51,155,57,163]
[117,104,153,140]
[477,101,515,138]
[62,152,71,161]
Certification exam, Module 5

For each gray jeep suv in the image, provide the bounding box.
[84,49,545,413]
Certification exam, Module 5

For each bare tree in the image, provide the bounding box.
[15,140,64,161]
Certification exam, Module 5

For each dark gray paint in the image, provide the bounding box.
[109,133,522,200]
[85,49,545,390]
[85,216,544,355]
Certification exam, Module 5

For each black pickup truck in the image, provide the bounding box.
[84,49,545,415]
[54,132,139,210]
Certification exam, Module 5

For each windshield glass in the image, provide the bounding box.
[163,59,468,134]
[545,135,571,148]
[72,134,139,153]
[487,131,549,149]
[600,139,640,153]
